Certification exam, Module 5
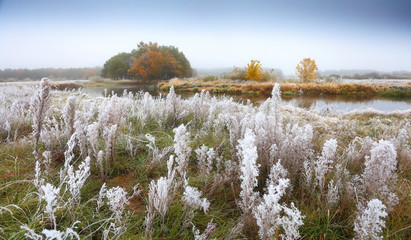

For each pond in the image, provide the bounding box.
[81,84,411,113]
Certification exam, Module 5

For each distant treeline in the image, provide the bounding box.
[0,67,102,81]
[319,70,411,80]
[341,72,411,80]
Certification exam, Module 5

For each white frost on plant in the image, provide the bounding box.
[73,108,94,158]
[303,160,313,188]
[237,128,260,214]
[146,133,171,164]
[21,224,42,240]
[62,133,77,175]
[42,150,52,175]
[34,160,42,189]
[145,155,177,237]
[195,144,215,179]
[354,199,387,240]
[106,186,129,225]
[30,78,51,161]
[182,178,210,213]
[254,179,289,239]
[40,116,65,152]
[87,122,100,159]
[148,177,172,220]
[21,221,80,240]
[96,150,105,178]
[62,96,76,138]
[66,156,91,205]
[314,138,337,190]
[173,124,192,176]
[266,159,288,188]
[96,182,107,212]
[326,179,339,207]
[279,202,305,240]
[277,123,313,173]
[362,140,398,209]
[253,178,304,240]
[192,219,216,240]
[40,183,61,229]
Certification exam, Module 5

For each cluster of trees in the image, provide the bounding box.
[0,67,101,81]
[102,42,193,81]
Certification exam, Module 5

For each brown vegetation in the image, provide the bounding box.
[159,79,408,98]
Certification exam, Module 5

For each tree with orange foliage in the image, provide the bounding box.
[245,60,264,81]
[128,42,191,81]
[129,50,163,80]
[296,58,318,82]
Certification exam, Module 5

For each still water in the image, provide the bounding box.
[81,84,411,113]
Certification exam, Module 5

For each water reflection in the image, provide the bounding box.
[81,84,411,113]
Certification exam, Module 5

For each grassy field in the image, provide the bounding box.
[0,80,410,239]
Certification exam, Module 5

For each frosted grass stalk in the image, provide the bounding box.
[145,155,176,237]
[67,156,91,205]
[254,178,304,240]
[30,78,51,161]
[354,199,387,240]
[103,124,117,178]
[40,183,61,229]
[62,96,76,138]
[237,128,259,214]
[87,122,100,159]
[173,124,191,176]
[314,139,337,190]
[362,140,398,209]
[192,220,216,240]
[106,186,129,225]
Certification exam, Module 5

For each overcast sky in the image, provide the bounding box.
[0,0,410,74]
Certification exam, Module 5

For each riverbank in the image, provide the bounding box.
[158,78,411,98]
[52,79,145,91]
[5,78,410,99]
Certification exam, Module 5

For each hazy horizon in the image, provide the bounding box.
[1,0,410,75]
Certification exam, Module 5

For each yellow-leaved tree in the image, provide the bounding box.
[245,60,263,81]
[296,58,318,82]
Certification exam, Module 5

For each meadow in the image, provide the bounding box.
[0,79,410,239]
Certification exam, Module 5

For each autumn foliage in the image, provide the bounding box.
[101,42,192,81]
[245,60,264,81]
[296,58,318,82]
[129,47,179,80]
[128,42,192,81]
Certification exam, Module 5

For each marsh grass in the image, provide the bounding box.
[159,79,411,99]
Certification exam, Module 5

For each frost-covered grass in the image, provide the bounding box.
[0,79,410,239]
